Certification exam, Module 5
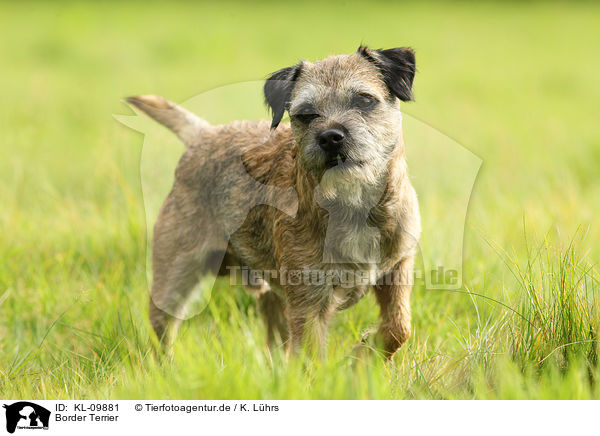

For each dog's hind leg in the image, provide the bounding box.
[149,188,226,351]
[149,253,203,350]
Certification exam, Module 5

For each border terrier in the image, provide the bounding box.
[127,46,421,358]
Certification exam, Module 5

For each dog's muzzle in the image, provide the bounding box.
[318,128,351,168]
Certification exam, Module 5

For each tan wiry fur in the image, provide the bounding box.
[128,46,421,358]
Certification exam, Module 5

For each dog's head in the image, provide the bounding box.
[264,46,416,204]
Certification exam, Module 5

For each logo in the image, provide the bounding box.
[2,402,50,434]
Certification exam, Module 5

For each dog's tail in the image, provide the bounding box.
[126,95,210,147]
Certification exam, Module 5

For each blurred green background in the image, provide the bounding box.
[1,1,599,399]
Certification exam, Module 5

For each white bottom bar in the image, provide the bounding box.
[0,400,593,435]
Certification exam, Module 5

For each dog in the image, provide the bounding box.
[127,45,421,358]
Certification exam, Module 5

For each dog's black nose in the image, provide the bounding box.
[318,129,345,153]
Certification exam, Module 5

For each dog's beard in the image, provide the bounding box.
[317,159,386,207]
[299,123,400,207]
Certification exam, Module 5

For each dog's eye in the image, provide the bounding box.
[293,107,319,124]
[354,94,377,110]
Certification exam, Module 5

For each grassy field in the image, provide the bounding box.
[1,1,600,399]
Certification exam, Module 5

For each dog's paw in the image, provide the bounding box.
[349,328,379,361]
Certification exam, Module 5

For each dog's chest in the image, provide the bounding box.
[320,207,379,262]
[319,221,389,310]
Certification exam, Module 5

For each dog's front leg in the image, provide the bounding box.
[285,284,334,358]
[373,256,415,358]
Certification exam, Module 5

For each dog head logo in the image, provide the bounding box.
[3,402,50,434]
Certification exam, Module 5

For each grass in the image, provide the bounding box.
[1,0,600,399]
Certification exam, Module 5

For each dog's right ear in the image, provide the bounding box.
[264,63,302,129]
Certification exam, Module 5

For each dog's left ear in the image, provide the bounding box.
[264,63,303,129]
[358,46,416,101]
